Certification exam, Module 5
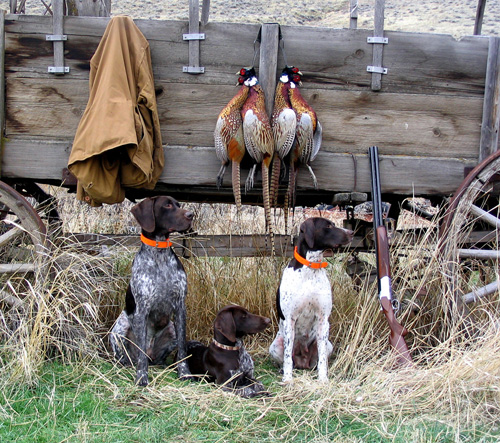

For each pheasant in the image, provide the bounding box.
[270,66,297,208]
[214,68,252,211]
[286,67,323,210]
[241,68,275,253]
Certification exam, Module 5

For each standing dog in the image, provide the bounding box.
[186,305,271,397]
[109,196,193,386]
[269,217,353,382]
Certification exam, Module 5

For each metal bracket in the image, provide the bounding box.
[183,33,205,41]
[48,66,70,74]
[367,65,388,75]
[183,66,205,74]
[367,36,388,44]
[46,34,67,41]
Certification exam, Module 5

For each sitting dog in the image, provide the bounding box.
[269,217,353,382]
[186,305,271,397]
[109,196,193,386]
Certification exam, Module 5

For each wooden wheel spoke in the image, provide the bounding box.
[0,181,49,276]
[440,152,500,305]
[0,263,37,274]
[458,249,500,260]
[462,280,500,304]
[0,224,23,247]
[469,204,500,230]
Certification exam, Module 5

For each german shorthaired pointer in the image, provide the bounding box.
[109,196,193,386]
[269,217,353,383]
[186,305,271,397]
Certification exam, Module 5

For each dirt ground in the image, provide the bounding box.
[1,0,499,37]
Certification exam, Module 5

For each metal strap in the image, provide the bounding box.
[367,36,388,44]
[367,65,388,74]
[183,33,205,41]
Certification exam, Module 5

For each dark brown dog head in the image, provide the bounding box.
[131,196,193,236]
[214,305,271,344]
[298,217,353,252]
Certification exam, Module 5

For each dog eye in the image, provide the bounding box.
[164,203,173,209]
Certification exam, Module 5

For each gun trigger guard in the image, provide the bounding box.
[391,298,400,313]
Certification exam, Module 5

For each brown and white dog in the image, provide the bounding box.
[269,217,353,382]
[186,305,271,397]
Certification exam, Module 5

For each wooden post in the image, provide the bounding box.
[183,0,205,74]
[350,0,358,29]
[0,10,5,175]
[474,0,487,36]
[258,23,280,118]
[48,0,67,75]
[201,0,210,26]
[370,0,386,91]
[479,37,500,161]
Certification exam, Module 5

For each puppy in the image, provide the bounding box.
[186,305,271,397]
[269,217,353,382]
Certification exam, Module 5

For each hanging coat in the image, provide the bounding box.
[68,16,164,206]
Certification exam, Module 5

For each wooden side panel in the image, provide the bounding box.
[0,14,490,197]
[4,78,483,158]
[1,139,477,197]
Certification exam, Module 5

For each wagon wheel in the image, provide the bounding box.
[0,180,48,276]
[439,150,500,307]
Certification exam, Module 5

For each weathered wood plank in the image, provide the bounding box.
[3,15,489,95]
[370,0,385,91]
[0,10,6,177]
[259,23,280,117]
[479,36,500,160]
[4,78,483,158]
[61,233,363,256]
[1,139,477,197]
[51,0,65,75]
[186,0,201,74]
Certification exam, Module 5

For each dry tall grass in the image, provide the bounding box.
[1,190,499,438]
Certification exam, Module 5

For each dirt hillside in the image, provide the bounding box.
[1,0,499,37]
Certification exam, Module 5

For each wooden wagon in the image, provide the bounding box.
[1,0,499,305]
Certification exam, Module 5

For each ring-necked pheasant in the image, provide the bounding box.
[241,67,275,253]
[270,66,297,208]
[286,67,323,210]
[214,68,253,211]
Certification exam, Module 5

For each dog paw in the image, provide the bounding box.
[280,376,293,386]
[135,374,149,387]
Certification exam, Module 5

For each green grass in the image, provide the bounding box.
[1,359,498,443]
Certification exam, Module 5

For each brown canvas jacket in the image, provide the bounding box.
[68,16,164,206]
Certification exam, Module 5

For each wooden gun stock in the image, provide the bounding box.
[376,226,413,367]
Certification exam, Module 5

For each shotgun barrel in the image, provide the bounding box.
[369,146,413,367]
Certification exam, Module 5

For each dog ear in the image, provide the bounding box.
[131,198,156,233]
[300,218,316,249]
[214,309,236,343]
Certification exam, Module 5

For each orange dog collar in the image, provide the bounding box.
[293,246,328,269]
[140,233,172,248]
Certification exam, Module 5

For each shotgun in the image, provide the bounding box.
[369,146,413,367]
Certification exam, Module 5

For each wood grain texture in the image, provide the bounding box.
[1,139,477,197]
[479,36,500,160]
[0,13,491,201]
